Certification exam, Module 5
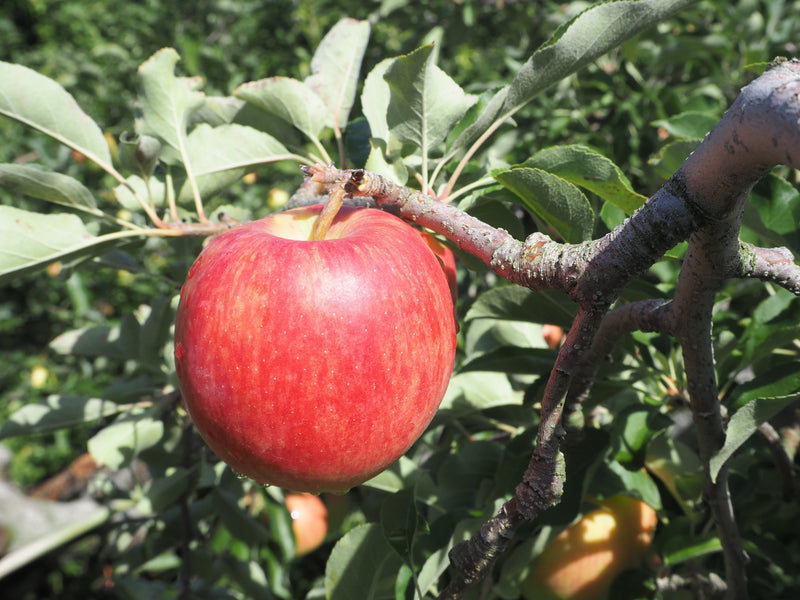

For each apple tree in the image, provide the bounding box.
[1,1,799,599]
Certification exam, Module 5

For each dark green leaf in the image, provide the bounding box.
[502,0,699,115]
[493,167,594,242]
[524,145,646,215]
[466,286,576,326]
[325,524,403,600]
[0,164,100,213]
[461,347,555,375]
[211,488,272,545]
[710,391,800,483]
[609,404,672,470]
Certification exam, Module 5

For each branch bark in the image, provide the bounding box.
[300,59,800,599]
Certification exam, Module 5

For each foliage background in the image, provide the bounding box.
[1,0,799,599]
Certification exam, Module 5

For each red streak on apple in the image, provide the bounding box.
[175,205,457,493]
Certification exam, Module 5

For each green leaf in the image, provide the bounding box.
[0,206,137,284]
[361,58,394,145]
[0,164,101,214]
[363,139,408,185]
[524,146,646,215]
[325,524,403,600]
[652,111,720,139]
[135,48,205,162]
[660,517,722,566]
[493,167,594,242]
[0,490,109,580]
[609,404,672,470]
[649,139,701,179]
[0,61,112,167]
[466,286,576,327]
[178,123,293,202]
[710,392,800,483]
[449,0,697,157]
[380,488,420,558]
[362,456,421,493]
[384,45,474,155]
[646,434,704,516]
[436,440,505,507]
[592,460,662,511]
[0,396,131,439]
[501,0,699,116]
[234,77,329,140]
[728,365,800,412]
[114,175,166,211]
[211,488,273,545]
[304,18,371,131]
[87,407,165,470]
[461,347,556,375]
[436,371,523,419]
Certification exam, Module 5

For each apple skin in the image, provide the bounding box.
[285,493,328,556]
[174,205,457,493]
[419,232,458,306]
[542,324,564,349]
[520,495,658,600]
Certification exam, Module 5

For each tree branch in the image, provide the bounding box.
[296,60,800,599]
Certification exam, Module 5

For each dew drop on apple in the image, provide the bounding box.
[234,471,249,481]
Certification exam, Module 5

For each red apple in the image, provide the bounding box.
[542,324,564,349]
[174,205,457,493]
[285,493,328,555]
[419,232,458,306]
[521,495,658,600]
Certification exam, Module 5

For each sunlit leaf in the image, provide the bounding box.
[436,371,523,419]
[88,407,164,470]
[384,45,475,154]
[304,18,371,131]
[114,174,167,211]
[652,111,720,139]
[0,206,137,284]
[234,77,329,139]
[361,58,394,145]
[135,48,204,163]
[178,123,294,202]
[0,396,131,439]
[0,61,112,167]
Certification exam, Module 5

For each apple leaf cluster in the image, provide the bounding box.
[1,1,800,599]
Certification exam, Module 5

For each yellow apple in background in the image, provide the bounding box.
[521,495,658,600]
[286,493,328,556]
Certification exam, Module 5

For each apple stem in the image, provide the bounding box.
[310,182,346,241]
